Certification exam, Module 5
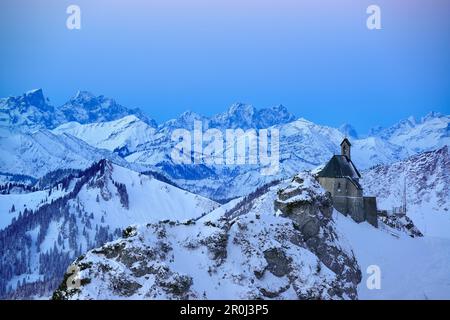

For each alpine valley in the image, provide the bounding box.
[0,89,449,299]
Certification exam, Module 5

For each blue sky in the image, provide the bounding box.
[0,0,449,134]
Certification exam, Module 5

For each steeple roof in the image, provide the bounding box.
[340,138,351,146]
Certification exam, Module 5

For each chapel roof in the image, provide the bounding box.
[317,155,362,189]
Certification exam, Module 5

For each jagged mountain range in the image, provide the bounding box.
[0,89,155,131]
[0,89,448,201]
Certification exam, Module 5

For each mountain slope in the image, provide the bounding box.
[53,172,362,300]
[56,169,450,300]
[333,209,450,299]
[362,146,450,239]
[122,117,417,200]
[53,115,156,156]
[0,160,217,298]
[0,128,131,179]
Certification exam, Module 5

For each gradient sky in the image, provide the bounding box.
[0,0,449,134]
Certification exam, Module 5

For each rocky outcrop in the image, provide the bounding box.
[274,173,362,298]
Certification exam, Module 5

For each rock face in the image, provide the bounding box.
[53,172,361,300]
[275,174,333,240]
[274,173,362,298]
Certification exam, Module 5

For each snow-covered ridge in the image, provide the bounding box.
[0,160,218,299]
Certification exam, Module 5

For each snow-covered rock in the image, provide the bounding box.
[189,170,450,300]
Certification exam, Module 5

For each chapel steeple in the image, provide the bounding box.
[340,138,351,160]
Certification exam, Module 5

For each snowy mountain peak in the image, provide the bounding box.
[178,110,205,122]
[421,111,445,122]
[24,88,46,105]
[18,88,53,114]
[59,91,155,127]
[72,90,97,101]
[209,103,296,129]
[227,102,255,114]
[159,111,205,131]
[0,89,57,130]
[5,88,50,112]
[65,91,112,110]
[379,113,449,154]
[339,123,358,139]
[209,103,256,129]
[407,115,417,125]
[0,90,156,130]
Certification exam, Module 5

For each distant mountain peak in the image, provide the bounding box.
[208,102,295,129]
[58,90,155,127]
[25,88,44,97]
[339,123,358,139]
[179,110,203,120]
[23,88,47,107]
[227,102,255,114]
[66,90,107,109]
[72,90,97,102]
[407,115,417,124]
[421,111,445,122]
